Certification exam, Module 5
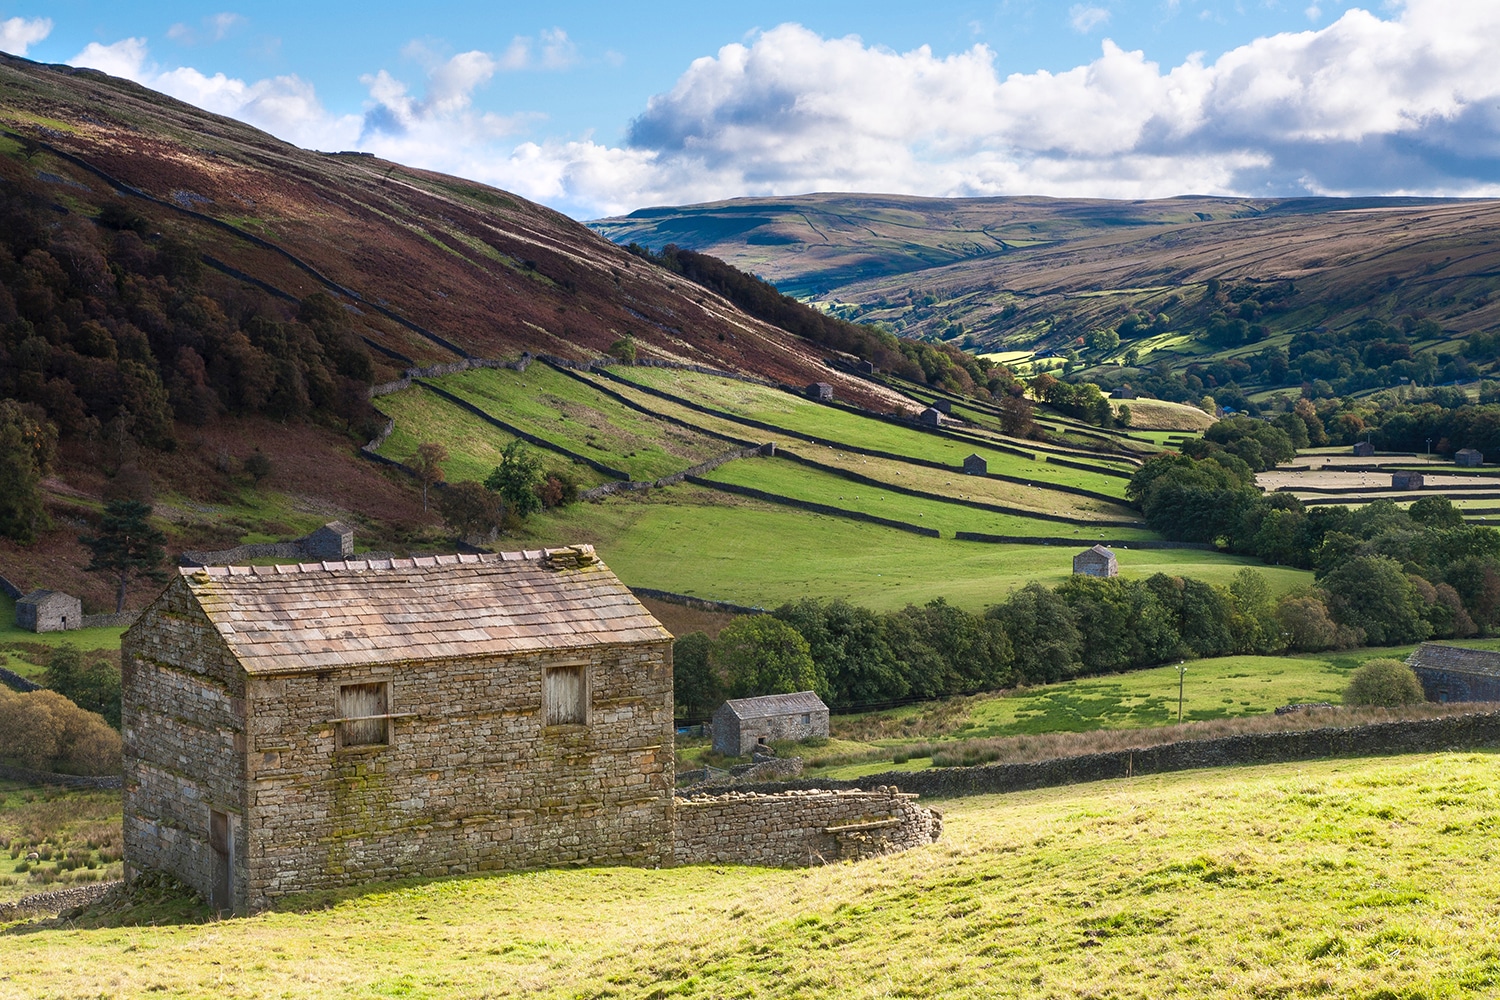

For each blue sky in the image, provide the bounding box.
[3,2,1497,217]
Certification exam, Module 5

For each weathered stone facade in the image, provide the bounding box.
[1392,471,1425,490]
[1072,545,1118,577]
[712,691,830,756]
[674,787,940,866]
[1407,643,1500,702]
[15,589,82,632]
[122,547,675,913]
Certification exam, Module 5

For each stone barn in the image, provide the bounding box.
[1456,448,1484,467]
[303,521,354,560]
[15,589,82,632]
[856,360,875,375]
[712,691,829,756]
[806,382,834,402]
[1406,643,1500,702]
[917,407,943,427]
[963,454,988,476]
[1352,441,1375,457]
[931,399,953,415]
[1072,545,1118,578]
[1391,471,1425,490]
[121,546,675,913]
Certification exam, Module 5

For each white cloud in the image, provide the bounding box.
[0,15,52,56]
[1069,5,1112,33]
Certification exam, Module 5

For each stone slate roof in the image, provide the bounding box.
[1078,545,1116,559]
[172,545,670,674]
[719,691,828,720]
[1406,642,1500,678]
[17,589,68,607]
[314,521,353,535]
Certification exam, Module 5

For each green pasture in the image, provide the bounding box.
[528,487,1311,612]
[374,385,531,485]
[702,456,1154,540]
[622,370,1131,498]
[432,367,725,481]
[0,597,127,666]
[10,754,1500,998]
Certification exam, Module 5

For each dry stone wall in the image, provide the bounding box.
[674,786,941,867]
[242,641,675,909]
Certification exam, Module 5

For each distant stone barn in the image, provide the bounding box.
[15,589,82,632]
[1072,545,1118,578]
[963,454,988,476]
[1406,643,1500,703]
[806,382,834,402]
[1456,448,1484,467]
[121,546,674,913]
[712,692,829,756]
[1352,441,1375,457]
[917,407,943,427]
[931,399,953,415]
[1391,471,1425,490]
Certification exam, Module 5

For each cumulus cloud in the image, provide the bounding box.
[0,15,52,56]
[1069,5,1112,33]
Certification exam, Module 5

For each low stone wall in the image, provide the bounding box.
[0,666,40,693]
[0,573,22,600]
[0,763,122,788]
[629,587,763,615]
[955,532,1212,549]
[673,786,941,867]
[0,880,120,923]
[687,476,941,537]
[81,610,140,629]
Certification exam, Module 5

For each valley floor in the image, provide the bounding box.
[4,752,1497,998]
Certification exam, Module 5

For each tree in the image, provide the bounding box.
[410,442,449,511]
[79,499,168,613]
[999,389,1034,437]
[485,440,545,518]
[44,645,122,728]
[0,399,57,543]
[987,583,1081,685]
[0,686,122,775]
[1344,658,1426,707]
[672,631,720,720]
[709,615,823,699]
[438,480,503,542]
[1321,555,1432,646]
[243,449,272,486]
[608,336,637,363]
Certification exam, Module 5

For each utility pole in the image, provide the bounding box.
[1176,662,1187,723]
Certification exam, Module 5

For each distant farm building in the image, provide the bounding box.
[712,692,829,756]
[1391,471,1425,490]
[1352,441,1375,457]
[14,590,82,633]
[806,382,834,402]
[917,407,943,427]
[1406,643,1500,702]
[856,360,875,375]
[963,454,988,476]
[1114,385,1136,400]
[931,399,953,415]
[1456,448,1484,467]
[304,521,354,559]
[122,546,675,913]
[1072,545,1119,578]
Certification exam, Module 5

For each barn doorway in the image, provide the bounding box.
[209,810,234,913]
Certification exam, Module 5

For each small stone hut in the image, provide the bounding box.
[806,382,834,402]
[917,407,943,427]
[1352,441,1375,457]
[1406,643,1500,702]
[1456,448,1484,467]
[931,398,953,415]
[1072,545,1118,578]
[15,589,82,632]
[303,521,354,560]
[712,691,829,756]
[856,360,875,375]
[963,454,988,476]
[121,546,674,913]
[1392,471,1424,490]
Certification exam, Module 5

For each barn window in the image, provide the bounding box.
[544,665,587,726]
[337,682,390,747]
[801,713,811,725]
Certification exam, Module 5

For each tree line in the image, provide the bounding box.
[671,565,1337,721]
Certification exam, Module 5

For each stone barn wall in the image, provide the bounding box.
[242,640,674,909]
[673,786,940,867]
[1412,667,1500,703]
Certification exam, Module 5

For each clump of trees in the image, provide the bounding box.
[44,646,122,729]
[438,441,580,540]
[0,686,121,775]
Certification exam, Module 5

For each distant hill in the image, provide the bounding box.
[591,193,1500,355]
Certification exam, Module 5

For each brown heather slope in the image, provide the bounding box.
[592,193,1500,350]
[0,54,902,409]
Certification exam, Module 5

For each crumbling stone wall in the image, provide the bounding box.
[673,786,941,867]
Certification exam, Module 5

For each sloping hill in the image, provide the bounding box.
[0,53,898,405]
[591,193,1500,353]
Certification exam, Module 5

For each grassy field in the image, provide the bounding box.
[1114,397,1215,431]
[0,597,127,675]
[8,753,1500,998]
[531,488,1311,611]
[702,457,1155,539]
[0,780,122,905]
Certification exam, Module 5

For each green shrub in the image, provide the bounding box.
[1345,658,1426,707]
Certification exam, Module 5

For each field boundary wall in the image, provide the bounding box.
[955,532,1210,549]
[0,763,122,789]
[735,710,1500,799]
[629,588,764,615]
[0,573,25,600]
[0,881,120,923]
[685,476,941,537]
[0,666,41,693]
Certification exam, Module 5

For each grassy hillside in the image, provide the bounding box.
[9,753,1500,998]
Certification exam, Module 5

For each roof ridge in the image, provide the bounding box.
[183,544,598,577]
